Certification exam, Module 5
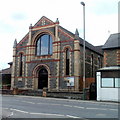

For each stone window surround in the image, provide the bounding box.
[62,45,72,77]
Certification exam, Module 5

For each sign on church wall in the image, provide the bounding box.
[66,77,74,87]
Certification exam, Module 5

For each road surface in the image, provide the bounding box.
[1,95,119,119]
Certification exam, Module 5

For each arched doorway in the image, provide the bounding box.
[38,68,48,89]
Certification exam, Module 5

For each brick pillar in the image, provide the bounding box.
[103,52,107,67]
[27,24,32,62]
[11,39,17,90]
[25,24,32,89]
[74,29,81,91]
[55,19,60,91]
[74,40,80,91]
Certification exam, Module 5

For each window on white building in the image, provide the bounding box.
[101,78,120,88]
[115,78,120,87]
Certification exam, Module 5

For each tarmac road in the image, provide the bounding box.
[1,95,119,119]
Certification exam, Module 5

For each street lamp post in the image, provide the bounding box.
[81,1,86,100]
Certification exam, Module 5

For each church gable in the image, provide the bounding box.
[34,16,55,27]
[17,33,29,48]
[16,16,55,48]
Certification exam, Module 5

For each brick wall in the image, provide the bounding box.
[104,49,119,67]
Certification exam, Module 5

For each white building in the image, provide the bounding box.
[97,66,120,102]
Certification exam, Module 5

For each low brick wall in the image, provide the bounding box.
[18,90,83,100]
[18,90,43,96]
[0,89,12,95]
[47,91,83,100]
[1,89,43,96]
[1,89,85,100]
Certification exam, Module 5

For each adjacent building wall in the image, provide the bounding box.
[103,49,120,67]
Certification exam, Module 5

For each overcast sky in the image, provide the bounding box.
[0,0,119,69]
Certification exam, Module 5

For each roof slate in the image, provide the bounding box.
[102,33,120,49]
[59,26,103,55]
[1,68,11,74]
[79,38,103,55]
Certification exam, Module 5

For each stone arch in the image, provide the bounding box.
[62,45,72,76]
[17,51,25,77]
[17,51,25,56]
[31,30,55,57]
[63,45,72,52]
[32,30,55,46]
[32,64,51,90]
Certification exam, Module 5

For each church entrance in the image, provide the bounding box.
[38,68,48,89]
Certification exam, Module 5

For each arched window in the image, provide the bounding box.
[66,48,69,75]
[91,54,94,77]
[36,34,53,56]
[19,53,23,76]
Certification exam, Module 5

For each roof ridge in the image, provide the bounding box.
[34,16,54,27]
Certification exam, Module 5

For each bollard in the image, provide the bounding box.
[42,87,47,97]
[12,87,18,95]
